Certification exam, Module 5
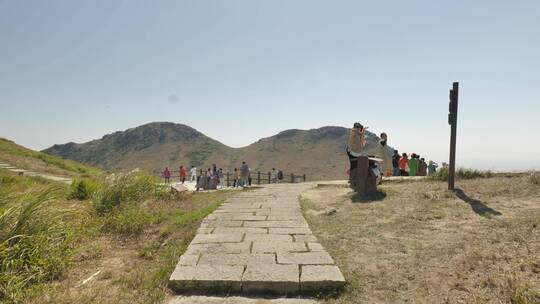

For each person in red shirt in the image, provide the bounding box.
[179,166,186,184]
[399,153,409,176]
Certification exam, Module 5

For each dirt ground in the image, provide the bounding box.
[300,176,540,304]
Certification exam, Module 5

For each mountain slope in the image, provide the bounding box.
[43,122,392,180]
[0,137,102,178]
[44,122,233,172]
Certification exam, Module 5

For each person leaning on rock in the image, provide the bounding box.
[346,122,367,171]
[346,122,370,194]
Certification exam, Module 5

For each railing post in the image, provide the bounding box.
[303,174,306,182]
[227,172,230,187]
[268,172,271,183]
[257,171,261,185]
[291,173,295,183]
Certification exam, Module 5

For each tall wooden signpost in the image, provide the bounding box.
[448,82,459,190]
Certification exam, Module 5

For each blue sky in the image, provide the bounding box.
[1,0,539,171]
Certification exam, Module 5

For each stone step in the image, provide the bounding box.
[169,184,345,295]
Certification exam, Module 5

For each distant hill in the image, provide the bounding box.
[43,122,393,180]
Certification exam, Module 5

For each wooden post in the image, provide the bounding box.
[268,172,271,183]
[448,82,459,191]
[257,171,261,185]
[226,172,230,187]
[303,174,306,182]
[291,173,295,183]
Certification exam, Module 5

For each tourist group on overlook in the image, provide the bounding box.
[346,122,439,184]
[161,161,284,190]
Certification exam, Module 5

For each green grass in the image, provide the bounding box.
[0,179,74,303]
[93,171,166,214]
[0,165,236,303]
[0,138,101,176]
[172,200,223,226]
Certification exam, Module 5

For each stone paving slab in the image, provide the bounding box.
[198,253,276,266]
[243,264,299,294]
[300,265,346,292]
[169,265,244,292]
[252,242,307,254]
[244,234,293,243]
[277,252,334,265]
[168,296,317,304]
[191,233,244,244]
[169,184,346,295]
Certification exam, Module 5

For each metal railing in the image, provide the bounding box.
[153,169,306,186]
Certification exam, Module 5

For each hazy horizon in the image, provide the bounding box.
[1,1,539,171]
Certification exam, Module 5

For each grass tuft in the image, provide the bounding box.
[93,170,166,214]
[431,167,493,181]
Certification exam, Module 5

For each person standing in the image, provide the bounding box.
[409,154,420,176]
[271,168,278,183]
[377,132,392,177]
[233,168,240,187]
[346,122,369,194]
[419,158,428,176]
[399,153,409,176]
[392,150,401,176]
[347,123,367,170]
[240,161,250,187]
[428,161,438,176]
[190,166,197,182]
[179,166,186,184]
[218,168,225,188]
[163,167,171,183]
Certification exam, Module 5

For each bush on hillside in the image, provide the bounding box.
[431,167,493,181]
[93,170,166,214]
[67,178,101,200]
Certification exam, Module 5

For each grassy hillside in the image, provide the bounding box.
[0,138,102,177]
[43,123,394,180]
[0,165,236,303]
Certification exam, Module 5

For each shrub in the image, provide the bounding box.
[67,178,101,200]
[431,167,493,181]
[93,170,166,214]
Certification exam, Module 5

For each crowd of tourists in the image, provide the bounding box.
[161,162,285,190]
[347,122,439,181]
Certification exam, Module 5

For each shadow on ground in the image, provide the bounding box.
[351,190,387,203]
[454,188,502,218]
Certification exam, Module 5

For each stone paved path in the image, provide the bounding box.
[169,183,345,295]
[0,162,72,184]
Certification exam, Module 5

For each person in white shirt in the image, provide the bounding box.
[270,168,278,183]
[190,166,197,182]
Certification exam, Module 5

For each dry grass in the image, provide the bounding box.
[301,176,540,303]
